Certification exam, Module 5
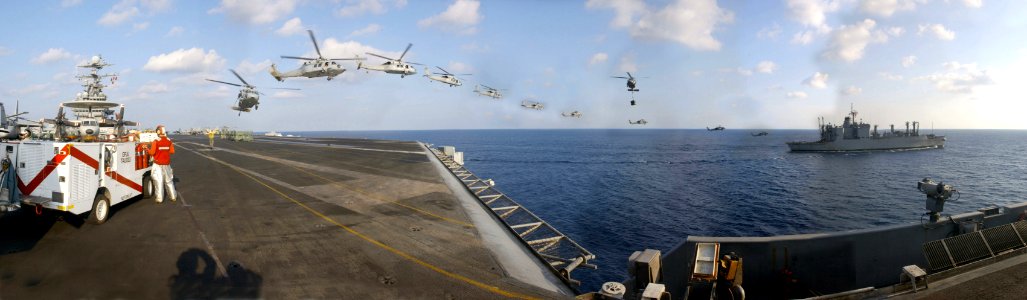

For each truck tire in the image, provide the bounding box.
[142,175,154,200]
[88,193,111,225]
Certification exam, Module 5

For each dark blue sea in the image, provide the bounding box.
[291,129,1027,291]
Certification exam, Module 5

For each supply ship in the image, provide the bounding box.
[787,106,945,152]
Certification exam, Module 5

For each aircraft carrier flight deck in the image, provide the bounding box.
[0,135,572,299]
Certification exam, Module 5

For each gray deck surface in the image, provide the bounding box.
[0,135,567,299]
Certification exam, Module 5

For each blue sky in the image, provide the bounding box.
[0,0,1024,130]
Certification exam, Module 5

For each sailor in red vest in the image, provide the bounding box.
[148,125,177,203]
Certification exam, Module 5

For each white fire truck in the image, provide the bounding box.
[2,137,156,224]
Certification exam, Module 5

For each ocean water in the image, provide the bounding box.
[291,129,1027,290]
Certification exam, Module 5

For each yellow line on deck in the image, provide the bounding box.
[180,145,539,300]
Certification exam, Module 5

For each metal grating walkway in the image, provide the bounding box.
[429,147,597,286]
[922,220,1027,272]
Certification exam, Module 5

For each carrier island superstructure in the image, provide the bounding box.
[787,106,945,152]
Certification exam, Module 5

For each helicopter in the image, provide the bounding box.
[611,72,646,106]
[358,43,421,78]
[424,66,471,87]
[561,111,582,118]
[629,119,648,125]
[270,30,365,82]
[521,99,544,110]
[707,125,725,131]
[612,72,645,92]
[208,69,300,116]
[474,84,504,99]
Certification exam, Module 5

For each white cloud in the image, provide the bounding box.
[859,0,925,17]
[821,19,889,62]
[61,0,83,8]
[349,23,382,36]
[587,0,734,51]
[618,54,637,73]
[418,0,482,35]
[235,59,273,76]
[791,31,816,45]
[98,0,171,26]
[275,17,305,36]
[902,55,917,67]
[886,26,904,37]
[841,85,862,95]
[141,0,172,12]
[917,61,993,93]
[98,0,140,26]
[589,52,609,66]
[879,72,904,80]
[166,26,184,37]
[757,23,782,40]
[142,48,227,73]
[962,0,983,8]
[803,72,830,88]
[786,91,808,99]
[755,61,778,74]
[786,0,838,29]
[784,0,838,45]
[337,0,407,17]
[446,61,474,73]
[208,0,298,25]
[0,47,12,56]
[271,91,304,98]
[918,23,955,40]
[731,68,753,76]
[132,22,150,32]
[31,48,73,64]
[138,81,170,93]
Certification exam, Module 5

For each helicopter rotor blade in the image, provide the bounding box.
[407,61,424,66]
[611,76,629,79]
[626,72,633,79]
[398,43,412,61]
[365,52,395,61]
[206,79,243,87]
[436,66,451,75]
[230,69,250,87]
[308,30,322,58]
[280,56,317,60]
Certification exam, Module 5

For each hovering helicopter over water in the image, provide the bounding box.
[473,84,504,99]
[707,125,725,131]
[521,100,544,110]
[629,119,648,125]
[612,72,646,106]
[424,66,470,87]
[562,111,582,118]
[751,131,769,136]
[358,43,422,78]
[208,69,300,116]
[270,30,365,82]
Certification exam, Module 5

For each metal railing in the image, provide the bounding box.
[429,147,596,286]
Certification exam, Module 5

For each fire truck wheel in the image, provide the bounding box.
[142,175,154,200]
[88,193,111,225]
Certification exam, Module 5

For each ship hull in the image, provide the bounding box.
[787,135,945,152]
